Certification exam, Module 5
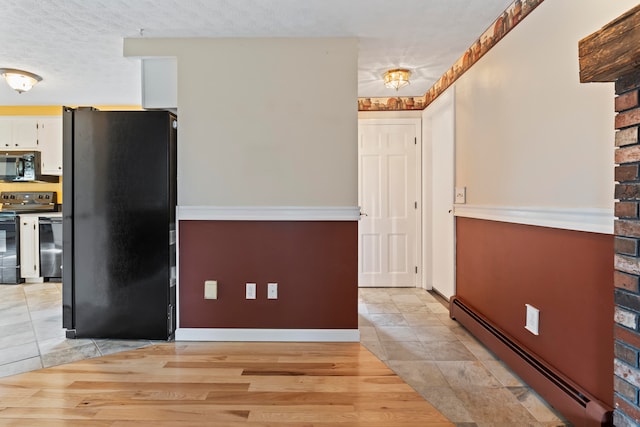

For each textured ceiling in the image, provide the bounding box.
[0,0,513,106]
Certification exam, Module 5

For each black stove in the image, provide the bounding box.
[0,192,59,284]
[0,191,58,214]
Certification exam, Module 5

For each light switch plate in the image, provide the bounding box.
[204,280,217,299]
[246,283,256,300]
[454,187,466,204]
[525,304,540,335]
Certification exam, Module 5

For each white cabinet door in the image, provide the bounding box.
[0,119,11,149]
[20,217,40,279]
[38,117,63,175]
[0,117,39,150]
[11,117,39,149]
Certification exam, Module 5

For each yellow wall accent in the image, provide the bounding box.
[0,106,62,116]
[0,105,142,116]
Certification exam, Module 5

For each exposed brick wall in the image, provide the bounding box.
[614,73,640,427]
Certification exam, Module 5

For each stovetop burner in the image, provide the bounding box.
[0,191,58,213]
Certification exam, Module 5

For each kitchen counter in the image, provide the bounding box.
[17,212,62,218]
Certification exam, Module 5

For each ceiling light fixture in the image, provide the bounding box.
[383,68,411,91]
[0,68,42,93]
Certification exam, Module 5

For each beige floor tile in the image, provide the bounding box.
[364,302,401,314]
[453,386,539,424]
[426,302,450,314]
[358,326,378,341]
[381,340,427,361]
[403,312,444,326]
[481,360,525,387]
[360,340,388,361]
[390,293,424,305]
[416,386,476,423]
[413,325,459,343]
[37,336,95,355]
[358,289,391,303]
[32,315,66,342]
[395,303,430,313]
[365,313,407,326]
[94,339,153,356]
[460,336,499,361]
[0,341,40,366]
[375,325,419,342]
[0,306,31,327]
[435,360,503,389]
[41,342,101,368]
[509,387,566,423]
[421,341,477,361]
[387,360,450,387]
[0,328,37,350]
[0,356,43,378]
[357,313,373,326]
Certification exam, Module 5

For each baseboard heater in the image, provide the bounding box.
[450,296,612,427]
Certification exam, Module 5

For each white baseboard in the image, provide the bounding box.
[177,206,361,221]
[454,204,613,234]
[175,328,361,342]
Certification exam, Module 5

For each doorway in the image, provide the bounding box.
[358,119,421,287]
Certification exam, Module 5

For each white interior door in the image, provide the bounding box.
[423,88,455,299]
[358,119,421,287]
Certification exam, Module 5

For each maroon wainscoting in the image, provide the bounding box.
[179,220,358,329]
[456,217,614,406]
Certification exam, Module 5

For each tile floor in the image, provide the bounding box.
[358,287,569,426]
[0,281,155,378]
[0,282,569,426]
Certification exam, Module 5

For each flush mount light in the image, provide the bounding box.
[383,68,411,91]
[0,68,43,93]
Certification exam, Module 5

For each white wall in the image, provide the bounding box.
[455,0,638,211]
[125,38,358,207]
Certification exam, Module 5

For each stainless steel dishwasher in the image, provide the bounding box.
[39,216,62,280]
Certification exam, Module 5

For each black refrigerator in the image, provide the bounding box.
[62,107,177,340]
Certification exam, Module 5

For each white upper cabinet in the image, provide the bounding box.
[0,117,39,150]
[37,118,63,175]
[0,116,63,175]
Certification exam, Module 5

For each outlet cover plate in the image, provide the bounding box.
[267,282,278,299]
[246,283,256,300]
[525,304,539,335]
[454,187,466,204]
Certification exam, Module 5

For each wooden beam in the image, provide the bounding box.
[579,4,640,83]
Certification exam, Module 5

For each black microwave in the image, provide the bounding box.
[0,151,57,182]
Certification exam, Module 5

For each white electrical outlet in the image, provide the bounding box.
[525,304,540,335]
[267,282,278,299]
[454,187,466,204]
[204,280,217,300]
[246,283,256,300]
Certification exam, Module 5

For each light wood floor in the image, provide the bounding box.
[0,341,453,426]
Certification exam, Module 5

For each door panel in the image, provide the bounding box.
[423,88,456,299]
[358,120,420,287]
